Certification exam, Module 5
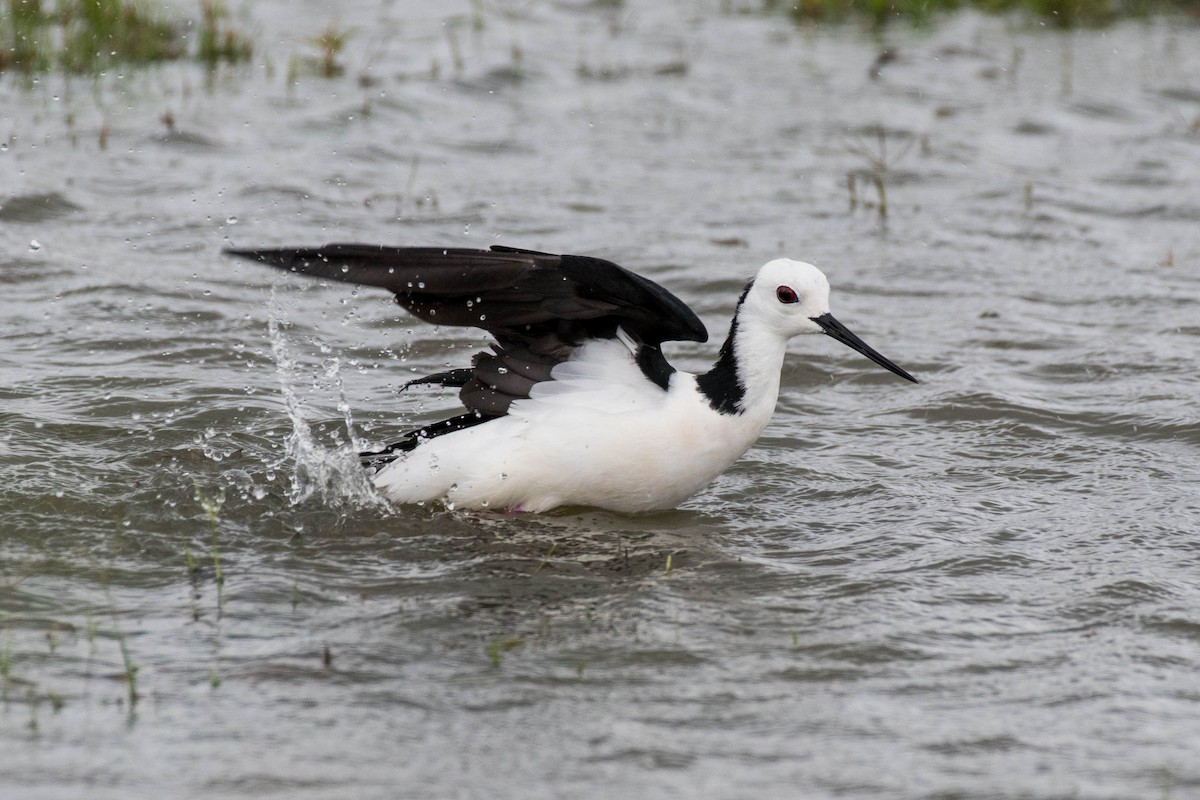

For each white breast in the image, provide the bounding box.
[372,339,777,513]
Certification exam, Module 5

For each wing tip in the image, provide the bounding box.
[222,247,315,271]
[222,247,274,262]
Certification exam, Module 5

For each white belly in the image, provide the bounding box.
[372,378,773,513]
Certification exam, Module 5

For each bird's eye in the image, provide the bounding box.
[776,286,800,304]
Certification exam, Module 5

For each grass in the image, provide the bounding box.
[486,636,524,668]
[197,0,252,67]
[0,620,12,706]
[762,0,1199,26]
[2,0,45,71]
[310,23,347,78]
[112,613,139,706]
[102,512,141,709]
[532,542,557,575]
[846,125,915,222]
[3,0,1196,79]
[0,0,252,74]
[60,0,183,72]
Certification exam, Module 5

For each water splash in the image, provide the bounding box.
[266,287,388,510]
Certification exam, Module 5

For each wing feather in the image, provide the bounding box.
[225,243,707,424]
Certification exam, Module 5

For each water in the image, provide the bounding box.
[3,2,1200,797]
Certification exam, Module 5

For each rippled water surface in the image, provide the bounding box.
[3,2,1200,797]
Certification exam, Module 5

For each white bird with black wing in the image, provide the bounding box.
[226,245,917,513]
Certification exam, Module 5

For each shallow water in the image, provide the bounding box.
[3,2,1200,797]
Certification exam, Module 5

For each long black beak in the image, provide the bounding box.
[811,313,918,383]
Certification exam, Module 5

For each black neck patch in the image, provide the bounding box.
[635,343,675,391]
[697,282,752,415]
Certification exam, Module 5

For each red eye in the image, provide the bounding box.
[776,285,799,304]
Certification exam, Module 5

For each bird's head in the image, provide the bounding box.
[744,259,833,337]
[745,258,917,383]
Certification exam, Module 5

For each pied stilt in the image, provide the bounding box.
[226,245,917,513]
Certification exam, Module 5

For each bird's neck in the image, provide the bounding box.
[697,305,787,418]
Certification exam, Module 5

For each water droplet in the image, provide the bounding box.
[29,240,41,251]
[417,281,426,289]
[225,215,238,225]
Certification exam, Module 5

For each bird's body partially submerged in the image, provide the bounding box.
[226,245,917,513]
[373,338,779,513]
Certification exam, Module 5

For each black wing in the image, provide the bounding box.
[225,244,708,419]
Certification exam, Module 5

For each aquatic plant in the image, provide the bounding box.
[486,636,524,668]
[1,0,47,71]
[0,622,12,705]
[197,0,252,67]
[93,513,142,710]
[26,687,39,733]
[58,0,182,72]
[311,22,347,78]
[846,125,913,221]
[113,619,138,706]
[766,0,1199,26]
[0,0,251,74]
[532,542,557,575]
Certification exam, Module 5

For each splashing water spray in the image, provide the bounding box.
[267,287,388,509]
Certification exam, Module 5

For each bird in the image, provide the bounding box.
[225,244,917,513]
